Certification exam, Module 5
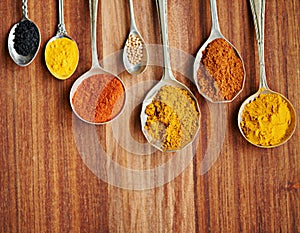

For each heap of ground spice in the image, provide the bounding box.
[45,37,79,80]
[241,92,292,146]
[197,38,244,101]
[72,75,125,123]
[145,85,199,151]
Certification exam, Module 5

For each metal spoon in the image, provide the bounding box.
[123,0,148,75]
[140,0,200,152]
[70,0,126,125]
[193,0,245,103]
[45,0,79,80]
[238,0,296,148]
[8,0,41,66]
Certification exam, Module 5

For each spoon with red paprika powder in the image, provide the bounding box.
[70,0,126,124]
[193,0,245,103]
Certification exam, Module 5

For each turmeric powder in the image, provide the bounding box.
[240,93,292,146]
[45,37,79,80]
[145,85,199,151]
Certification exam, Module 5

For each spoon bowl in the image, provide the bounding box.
[123,0,148,75]
[141,77,200,152]
[70,67,126,125]
[238,88,296,148]
[123,31,148,75]
[45,34,79,80]
[193,0,245,103]
[8,18,41,66]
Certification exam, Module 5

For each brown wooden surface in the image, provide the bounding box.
[0,0,299,232]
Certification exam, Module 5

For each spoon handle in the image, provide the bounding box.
[210,0,221,33]
[57,0,67,35]
[89,0,100,68]
[128,0,137,31]
[156,0,175,80]
[249,0,269,89]
[22,0,28,19]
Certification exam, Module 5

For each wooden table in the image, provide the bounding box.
[0,0,299,232]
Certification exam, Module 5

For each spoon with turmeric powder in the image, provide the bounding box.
[238,0,296,148]
[69,0,126,125]
[44,0,79,80]
[193,0,245,103]
[140,0,200,152]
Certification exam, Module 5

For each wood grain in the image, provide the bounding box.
[0,0,299,232]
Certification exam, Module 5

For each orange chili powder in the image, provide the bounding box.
[72,74,125,123]
[197,38,244,101]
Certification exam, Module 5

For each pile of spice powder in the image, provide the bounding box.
[240,93,292,146]
[72,75,125,123]
[197,38,244,101]
[13,20,39,56]
[126,34,143,65]
[145,85,199,151]
[45,37,79,80]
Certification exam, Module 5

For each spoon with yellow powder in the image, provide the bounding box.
[238,0,296,148]
[45,0,79,80]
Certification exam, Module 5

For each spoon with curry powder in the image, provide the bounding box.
[45,0,79,80]
[238,0,296,148]
[69,0,126,124]
[140,0,200,152]
[8,0,41,66]
[193,0,245,103]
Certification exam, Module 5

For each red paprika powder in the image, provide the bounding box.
[72,74,125,123]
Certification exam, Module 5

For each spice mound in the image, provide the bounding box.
[126,34,144,65]
[240,93,292,146]
[72,75,125,123]
[45,37,79,80]
[144,86,199,151]
[13,20,39,56]
[197,38,244,101]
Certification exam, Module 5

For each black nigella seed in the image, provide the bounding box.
[13,20,39,56]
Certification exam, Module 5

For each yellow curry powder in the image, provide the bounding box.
[45,37,79,80]
[241,93,292,146]
[145,86,199,151]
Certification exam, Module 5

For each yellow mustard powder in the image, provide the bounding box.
[45,37,79,80]
[145,85,199,151]
[241,93,292,146]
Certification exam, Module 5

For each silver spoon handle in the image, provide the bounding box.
[90,0,100,68]
[210,0,221,33]
[156,0,174,80]
[57,0,67,35]
[22,0,28,19]
[129,0,137,31]
[249,0,268,89]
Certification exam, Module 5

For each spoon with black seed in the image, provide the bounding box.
[8,0,41,66]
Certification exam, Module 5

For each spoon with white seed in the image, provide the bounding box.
[123,0,148,75]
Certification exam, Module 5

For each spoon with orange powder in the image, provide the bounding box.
[70,0,126,124]
[193,0,245,103]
